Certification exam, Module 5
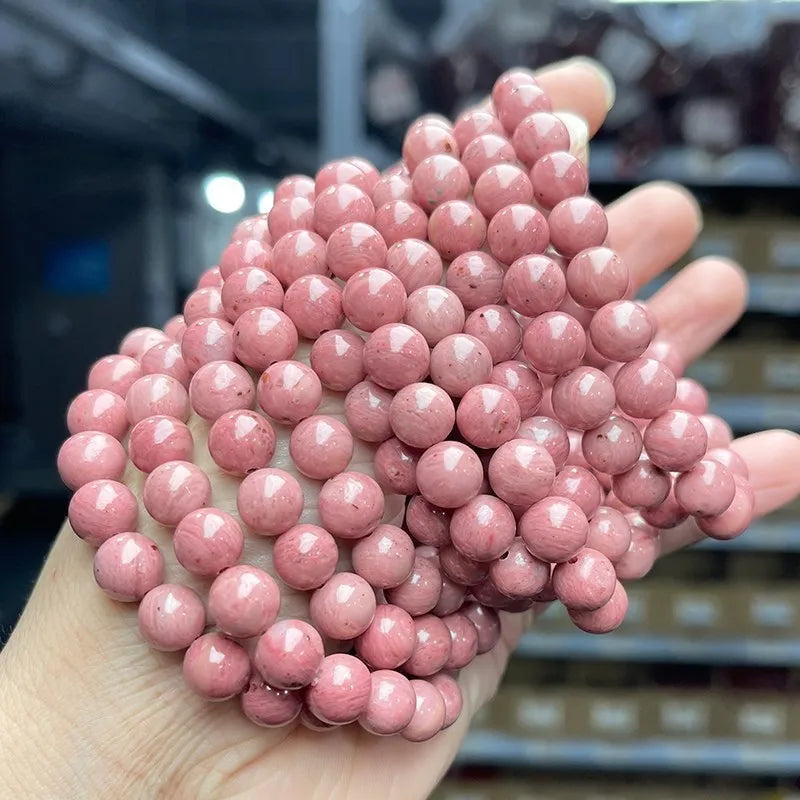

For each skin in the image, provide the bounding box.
[2,57,800,800]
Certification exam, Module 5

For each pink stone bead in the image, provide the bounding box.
[88,354,142,397]
[489,538,550,597]
[371,174,412,207]
[504,255,567,318]
[342,268,407,332]
[362,323,430,391]
[582,415,643,475]
[310,329,365,391]
[461,133,517,182]
[402,122,459,172]
[318,471,385,539]
[207,409,275,475]
[120,327,170,360]
[427,201,487,260]
[532,151,588,210]
[404,615,452,677]
[232,307,298,371]
[643,339,685,379]
[586,507,632,563]
[275,174,316,203]
[325,222,387,281]
[125,374,190,425]
[351,524,415,589]
[241,677,303,728]
[237,468,303,535]
[411,154,471,214]
[473,163,534,219]
[698,476,755,540]
[404,286,465,347]
[612,458,671,508]
[315,159,373,195]
[433,577,467,617]
[273,523,338,591]
[487,204,549,265]
[614,358,677,420]
[181,318,235,373]
[464,305,521,364]
[461,602,501,654]
[232,214,272,243]
[675,458,736,518]
[356,604,416,669]
[566,247,630,310]
[310,571,376,640]
[67,389,128,439]
[519,497,588,563]
[549,197,608,258]
[551,465,604,518]
[173,507,244,578]
[589,301,655,363]
[490,361,543,418]
[197,267,223,289]
[492,68,538,108]
[445,251,505,311]
[257,359,321,425]
[517,415,570,469]
[700,414,733,450]
[551,367,616,430]
[344,380,394,442]
[706,447,749,479]
[385,556,443,617]
[219,238,273,280]
[254,619,324,689]
[57,431,126,490]
[496,82,551,133]
[283,274,344,339]
[68,479,138,547]
[569,580,628,634]
[189,360,254,421]
[389,382,455,450]
[270,230,328,288]
[359,670,417,735]
[453,108,505,151]
[640,486,688,528]
[142,460,210,526]
[403,679,446,742]
[374,200,428,246]
[341,156,380,189]
[267,196,314,241]
[183,632,249,700]
[488,438,555,507]
[307,653,371,724]
[416,441,483,509]
[439,545,488,587]
[299,707,339,732]
[374,437,421,495]
[138,583,205,651]
[128,415,193,473]
[313,183,374,239]
[183,287,225,326]
[208,565,279,638]
[141,341,191,387]
[93,531,163,601]
[405,495,452,547]
[670,377,710,415]
[430,333,493,398]
[430,672,463,728]
[522,311,586,374]
[456,384,521,449]
[644,409,708,471]
[512,111,570,167]
[450,494,516,562]
[289,414,353,480]
[614,514,661,580]
[221,268,284,321]
[385,238,443,293]
[552,547,616,612]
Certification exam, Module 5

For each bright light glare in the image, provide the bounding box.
[203,173,245,214]
[258,189,275,214]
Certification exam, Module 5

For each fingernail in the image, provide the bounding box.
[569,56,616,111]
[554,111,589,161]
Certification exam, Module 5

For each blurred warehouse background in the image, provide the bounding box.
[1,0,800,797]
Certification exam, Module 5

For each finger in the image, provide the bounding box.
[606,182,702,292]
[660,430,800,555]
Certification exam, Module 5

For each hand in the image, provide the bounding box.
[2,57,799,800]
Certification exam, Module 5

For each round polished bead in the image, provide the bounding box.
[68,479,138,547]
[517,415,570,469]
[522,311,586,374]
[614,358,677,419]
[289,415,353,480]
[267,196,314,241]
[640,484,688,529]
[552,547,616,612]
[674,459,736,517]
[487,204,549,265]
[403,615,452,677]
[359,670,416,735]
[439,545,488,587]
[183,633,249,701]
[566,247,629,310]
[325,222,386,281]
[142,461,210,526]
[371,174,412,206]
[504,254,566,317]
[551,465,604,518]
[464,305,521,364]
[299,708,339,732]
[402,122,459,172]
[450,494,516,562]
[385,556,443,617]
[644,410,708,471]
[275,173,316,202]
[473,163,533,220]
[232,213,272,243]
[582,415,642,475]
[614,514,661,580]
[258,359,322,425]
[181,318,235,373]
[586,507,632,563]
[385,238,443,293]
[569,580,628,634]
[643,339,685,378]
[241,677,303,728]
[389,382,455,450]
[430,672,463,729]
[67,389,128,439]
[430,333,492,398]
[519,497,588,563]
[453,108,505,151]
[283,274,344,339]
[352,524,415,589]
[445,251,504,311]
[670,377,710,415]
[612,458,671,508]
[362,323,430,391]
[183,287,225,326]
[433,576,467,616]
[197,266,223,289]
[344,380,393,442]
[374,200,428,246]
[310,572,376,640]
[404,286,464,349]
[489,538,550,597]
[93,531,163,601]
[232,307,298,371]
[461,602,501,654]
[342,268,407,333]
[88,354,142,397]
[490,361,543,418]
[120,327,170,361]
[496,81,551,133]
[310,329,365,392]
[318,471,384,539]
[141,341,191,388]
[207,409,275,475]
[492,67,538,110]
[416,441,483,509]
[128,415,193,473]
[700,414,733,450]
[355,604,416,669]
[402,679,446,742]
[237,468,303,536]
[219,238,273,280]
[126,374,190,425]
[512,111,570,166]
[164,314,187,343]
[189,360,254,421]
[173,507,243,578]
[254,619,324,689]
[208,565,279,638]
[405,495,452,547]
[315,159,373,195]
[698,476,755,540]
[428,201,487,260]
[374,437,421,495]
[138,583,205,651]
[307,653,371,725]
[488,438,555,507]
[57,431,126,490]
[532,151,588,210]
[314,184,374,239]
[549,197,608,258]
[411,154,470,213]
[590,301,655,363]
[551,367,615,430]
[456,384,521,449]
[273,523,338,591]
[221,268,284,321]
[461,133,517,182]
[706,447,749,479]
